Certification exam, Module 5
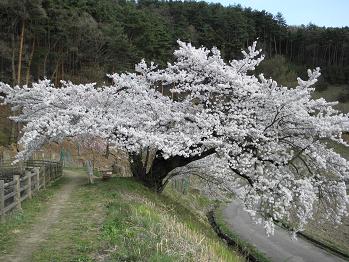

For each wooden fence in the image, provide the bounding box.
[0,160,63,222]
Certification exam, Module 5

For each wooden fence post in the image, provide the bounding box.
[53,164,56,180]
[42,166,46,189]
[36,168,40,191]
[14,175,21,210]
[0,180,4,222]
[85,160,94,184]
[26,170,32,199]
[59,162,63,176]
[47,163,52,182]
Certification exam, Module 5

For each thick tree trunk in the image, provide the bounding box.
[105,143,110,158]
[130,152,156,189]
[130,148,216,193]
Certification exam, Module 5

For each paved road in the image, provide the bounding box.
[223,202,347,262]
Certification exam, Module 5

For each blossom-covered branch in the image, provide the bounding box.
[1,41,348,235]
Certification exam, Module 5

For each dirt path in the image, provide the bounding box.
[0,170,85,262]
[223,201,347,262]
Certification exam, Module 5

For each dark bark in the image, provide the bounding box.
[26,37,35,86]
[130,148,216,193]
[11,32,16,85]
[17,20,25,85]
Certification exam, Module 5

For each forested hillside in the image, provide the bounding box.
[0,0,348,86]
[0,0,348,145]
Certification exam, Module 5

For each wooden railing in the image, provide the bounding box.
[0,160,63,222]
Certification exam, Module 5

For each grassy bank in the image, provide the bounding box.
[303,207,349,258]
[89,176,242,261]
[314,85,349,113]
[1,169,242,261]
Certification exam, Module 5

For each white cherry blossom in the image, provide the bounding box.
[1,41,348,235]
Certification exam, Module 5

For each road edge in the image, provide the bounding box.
[211,203,349,262]
[207,209,271,262]
[285,225,349,261]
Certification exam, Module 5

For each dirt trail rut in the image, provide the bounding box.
[0,170,84,262]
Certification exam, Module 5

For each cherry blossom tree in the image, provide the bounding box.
[1,41,348,235]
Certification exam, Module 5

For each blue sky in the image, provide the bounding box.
[205,0,349,27]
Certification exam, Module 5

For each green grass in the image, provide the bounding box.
[303,201,349,258]
[0,176,68,256]
[163,182,214,220]
[2,169,242,261]
[214,205,271,262]
[31,170,104,262]
[305,85,349,254]
[302,228,349,259]
[91,177,242,261]
[325,140,349,160]
[0,130,9,145]
[311,85,349,253]
[314,85,349,113]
